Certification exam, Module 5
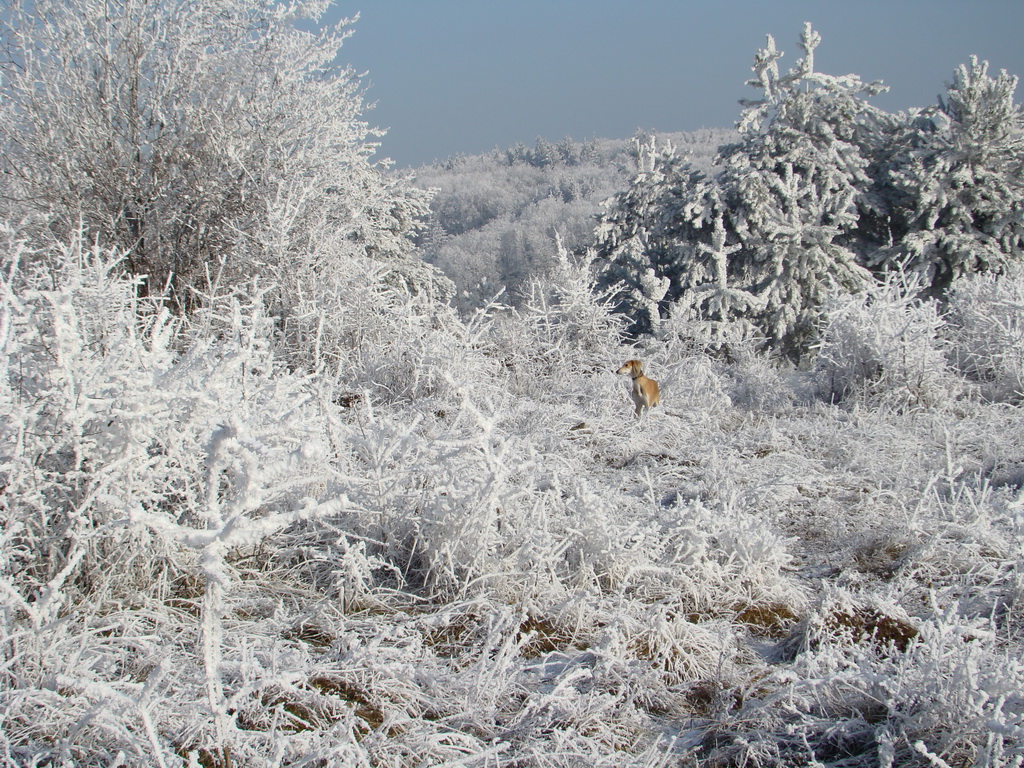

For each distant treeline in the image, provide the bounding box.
[412,129,735,311]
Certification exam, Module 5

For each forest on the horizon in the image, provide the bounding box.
[411,129,734,312]
[1,2,1024,767]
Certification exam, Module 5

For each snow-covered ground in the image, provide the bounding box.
[3,239,1022,767]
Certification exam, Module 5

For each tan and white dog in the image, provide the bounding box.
[616,359,660,417]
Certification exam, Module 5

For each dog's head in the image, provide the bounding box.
[616,360,643,377]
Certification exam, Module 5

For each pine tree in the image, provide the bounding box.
[711,23,882,355]
[595,25,883,356]
[593,134,719,335]
[873,57,1024,295]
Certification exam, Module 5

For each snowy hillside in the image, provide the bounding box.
[411,130,734,311]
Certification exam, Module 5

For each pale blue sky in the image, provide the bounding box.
[327,1,1024,168]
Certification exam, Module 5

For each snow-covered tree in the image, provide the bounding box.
[594,135,719,336]
[872,57,1024,295]
[596,25,884,356]
[0,0,447,314]
[715,24,885,354]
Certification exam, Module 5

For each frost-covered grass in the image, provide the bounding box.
[2,237,1023,767]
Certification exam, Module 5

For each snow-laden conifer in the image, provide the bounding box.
[874,57,1024,294]
[594,136,720,336]
[596,25,885,356]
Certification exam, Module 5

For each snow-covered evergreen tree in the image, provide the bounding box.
[872,57,1024,295]
[596,25,884,356]
[594,135,720,336]
[717,24,885,354]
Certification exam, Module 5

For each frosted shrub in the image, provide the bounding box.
[0,236,361,765]
[488,240,624,399]
[655,296,759,361]
[657,313,812,412]
[344,287,495,405]
[946,265,1024,401]
[335,392,645,603]
[656,496,807,620]
[880,617,1024,768]
[336,402,507,596]
[1,237,177,597]
[706,601,1024,768]
[0,0,445,313]
[264,242,487,408]
[815,274,958,409]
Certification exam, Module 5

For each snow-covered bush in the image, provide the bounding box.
[307,265,497,406]
[703,599,1024,768]
[946,264,1024,401]
[1,236,184,601]
[652,299,816,412]
[814,273,958,409]
[0,235,353,765]
[0,0,447,314]
[486,240,625,400]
